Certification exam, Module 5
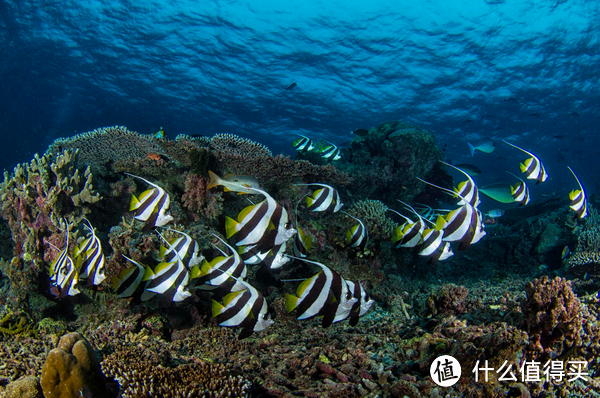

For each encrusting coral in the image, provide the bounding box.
[566,206,600,278]
[40,332,111,398]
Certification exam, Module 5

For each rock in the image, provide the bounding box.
[5,376,43,398]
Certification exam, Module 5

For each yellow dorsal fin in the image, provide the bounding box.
[297,273,319,296]
[238,203,259,222]
[142,266,154,281]
[569,189,581,200]
[223,290,244,307]
[153,261,174,274]
[435,215,446,230]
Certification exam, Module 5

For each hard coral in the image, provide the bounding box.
[101,341,251,398]
[181,172,224,222]
[40,332,111,398]
[47,126,165,176]
[0,149,100,304]
[521,276,582,361]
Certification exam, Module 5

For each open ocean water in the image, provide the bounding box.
[1,0,599,194]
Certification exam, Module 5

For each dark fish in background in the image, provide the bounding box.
[467,137,495,157]
[286,82,297,91]
[352,128,369,136]
[453,164,482,177]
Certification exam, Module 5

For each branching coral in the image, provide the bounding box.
[101,341,251,398]
[345,199,396,241]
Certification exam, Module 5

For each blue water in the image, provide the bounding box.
[1,0,599,194]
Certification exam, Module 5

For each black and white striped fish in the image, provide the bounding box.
[238,242,291,269]
[319,141,342,160]
[389,201,426,248]
[441,161,480,208]
[126,173,173,227]
[418,178,486,251]
[345,280,375,327]
[293,134,315,151]
[144,232,191,302]
[74,218,106,287]
[567,166,587,219]
[503,140,548,184]
[225,187,297,249]
[343,211,369,251]
[212,279,273,338]
[285,258,357,328]
[293,227,312,258]
[417,228,454,264]
[48,222,80,298]
[508,172,530,206]
[295,183,343,213]
[192,234,247,292]
[112,255,155,301]
[158,228,203,269]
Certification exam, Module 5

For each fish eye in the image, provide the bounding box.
[346,292,353,300]
[285,222,292,229]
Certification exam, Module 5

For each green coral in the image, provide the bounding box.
[0,309,37,337]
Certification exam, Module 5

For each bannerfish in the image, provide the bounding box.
[158,228,203,270]
[417,178,486,251]
[112,256,155,301]
[74,218,106,287]
[293,226,312,258]
[345,280,375,326]
[192,234,247,292]
[417,228,454,265]
[440,161,480,208]
[467,137,495,157]
[295,183,343,213]
[208,170,262,194]
[319,141,342,160]
[567,166,587,219]
[293,134,315,152]
[48,222,80,299]
[342,211,369,251]
[453,164,482,177]
[126,173,173,227]
[225,187,297,250]
[145,231,191,302]
[388,201,426,248]
[507,172,530,206]
[503,140,548,184]
[212,278,273,338]
[285,257,357,328]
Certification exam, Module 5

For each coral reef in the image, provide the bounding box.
[566,206,600,278]
[331,121,447,205]
[181,172,224,222]
[0,149,101,306]
[40,332,111,398]
[47,126,165,176]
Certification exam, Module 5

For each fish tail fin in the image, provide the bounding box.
[467,142,476,157]
[225,217,239,239]
[306,196,314,208]
[129,195,140,211]
[285,294,299,313]
[190,264,201,279]
[207,171,221,189]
